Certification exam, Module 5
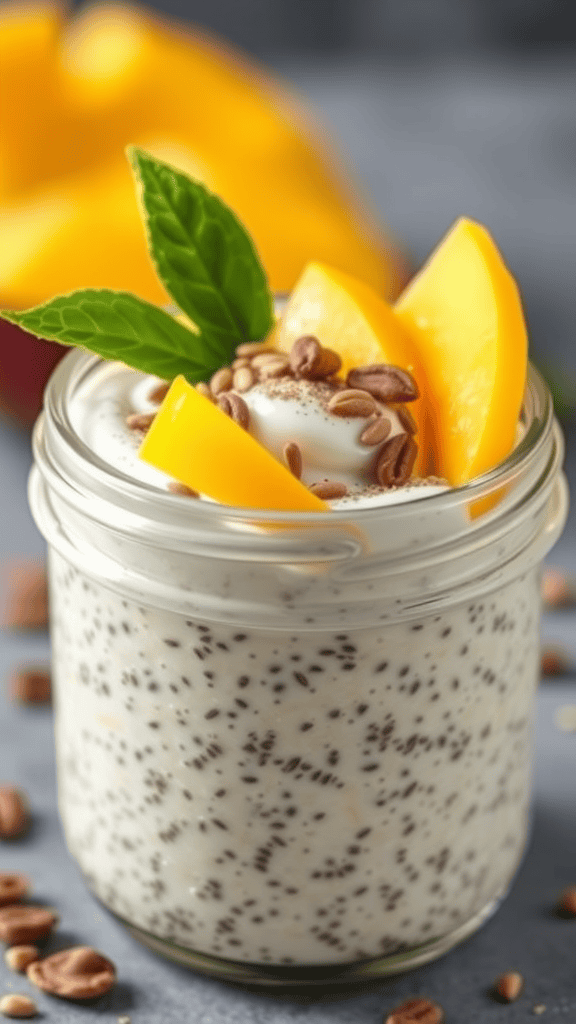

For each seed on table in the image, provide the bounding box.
[9,668,51,704]
[0,906,57,945]
[27,946,116,999]
[493,971,524,1002]
[0,993,38,1018]
[0,788,30,840]
[0,874,29,906]
[384,995,444,1023]
[557,885,576,916]
[541,567,575,608]
[540,646,569,677]
[0,560,47,630]
[5,946,40,973]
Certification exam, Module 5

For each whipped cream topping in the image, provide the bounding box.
[69,362,447,510]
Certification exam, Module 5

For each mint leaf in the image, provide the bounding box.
[1,291,229,383]
[129,147,274,347]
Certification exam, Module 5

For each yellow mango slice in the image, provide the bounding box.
[0,1,408,301]
[139,376,328,513]
[395,218,527,486]
[275,261,434,475]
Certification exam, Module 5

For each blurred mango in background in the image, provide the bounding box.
[0,1,408,425]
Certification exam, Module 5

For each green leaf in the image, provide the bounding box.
[129,147,274,346]
[1,290,229,384]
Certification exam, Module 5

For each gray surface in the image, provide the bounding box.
[1,54,576,1022]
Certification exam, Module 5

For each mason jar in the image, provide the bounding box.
[28,348,567,987]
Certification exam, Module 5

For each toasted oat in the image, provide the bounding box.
[283,442,302,480]
[328,389,378,418]
[232,366,254,392]
[167,482,199,498]
[125,411,155,433]
[309,480,348,500]
[209,367,233,396]
[359,415,392,446]
[235,342,274,358]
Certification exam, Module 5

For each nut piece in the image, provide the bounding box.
[0,993,38,1018]
[308,480,348,500]
[375,434,418,487]
[9,668,51,704]
[347,364,419,403]
[384,996,444,1023]
[148,381,169,405]
[209,367,233,396]
[258,356,291,380]
[5,946,39,973]
[27,946,116,1000]
[167,482,199,498]
[195,382,213,400]
[359,415,392,446]
[125,411,155,433]
[494,971,524,1002]
[395,404,418,435]
[1,561,48,630]
[328,389,378,418]
[541,567,575,608]
[0,874,29,907]
[232,366,254,392]
[0,906,57,945]
[283,442,302,480]
[557,885,576,916]
[289,336,341,380]
[217,392,250,430]
[0,788,30,840]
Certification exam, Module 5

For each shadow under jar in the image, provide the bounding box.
[29,350,568,987]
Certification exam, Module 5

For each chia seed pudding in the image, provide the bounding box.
[30,351,567,981]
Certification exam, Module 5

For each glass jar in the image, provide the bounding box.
[29,349,567,987]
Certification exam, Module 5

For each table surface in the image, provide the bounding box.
[1,53,576,1023]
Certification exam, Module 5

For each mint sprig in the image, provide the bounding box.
[130,148,274,346]
[2,291,229,384]
[0,150,275,383]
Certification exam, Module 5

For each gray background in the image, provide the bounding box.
[2,40,576,1024]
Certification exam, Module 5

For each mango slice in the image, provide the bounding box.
[395,218,528,486]
[275,261,434,475]
[139,376,328,513]
[0,1,408,304]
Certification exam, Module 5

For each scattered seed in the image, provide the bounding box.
[0,874,29,907]
[493,971,524,1002]
[555,705,576,732]
[125,412,155,432]
[167,482,199,498]
[384,995,444,1023]
[557,885,576,916]
[309,480,348,500]
[328,389,378,418]
[8,668,51,704]
[359,414,392,446]
[4,946,39,973]
[533,1004,546,1015]
[217,392,250,430]
[209,367,233,396]
[232,366,254,392]
[148,381,169,405]
[0,561,47,630]
[541,567,575,608]
[283,442,302,479]
[0,993,38,1018]
[235,342,274,358]
[0,788,30,840]
[541,646,569,677]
